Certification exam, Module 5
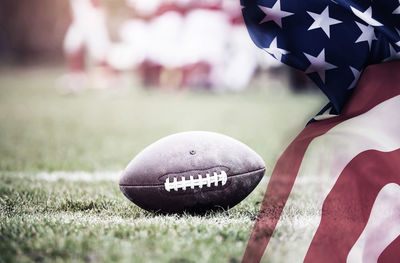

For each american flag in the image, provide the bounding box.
[240,1,400,262]
[241,0,400,114]
[242,60,400,262]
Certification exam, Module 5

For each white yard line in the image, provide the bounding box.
[35,171,123,182]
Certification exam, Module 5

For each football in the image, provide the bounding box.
[119,131,266,214]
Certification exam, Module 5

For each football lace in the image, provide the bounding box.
[164,171,227,192]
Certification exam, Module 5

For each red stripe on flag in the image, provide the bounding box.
[378,235,400,263]
[242,122,335,262]
[304,149,400,262]
[242,60,400,263]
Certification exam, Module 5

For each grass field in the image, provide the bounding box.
[0,67,326,263]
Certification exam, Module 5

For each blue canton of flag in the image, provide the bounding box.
[241,0,400,113]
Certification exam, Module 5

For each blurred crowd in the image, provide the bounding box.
[61,0,282,92]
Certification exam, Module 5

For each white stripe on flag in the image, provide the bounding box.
[263,95,400,262]
[347,183,400,263]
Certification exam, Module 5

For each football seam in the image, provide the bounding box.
[119,167,266,188]
[156,165,231,181]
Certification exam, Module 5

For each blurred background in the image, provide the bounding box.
[0,0,326,173]
[0,0,317,91]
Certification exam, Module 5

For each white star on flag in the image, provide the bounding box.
[384,44,400,62]
[393,1,400,14]
[307,6,342,38]
[350,6,383,27]
[355,21,377,50]
[263,37,289,61]
[348,66,361,89]
[304,49,337,83]
[258,0,294,28]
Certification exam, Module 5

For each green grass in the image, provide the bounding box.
[0,172,265,263]
[0,67,326,263]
